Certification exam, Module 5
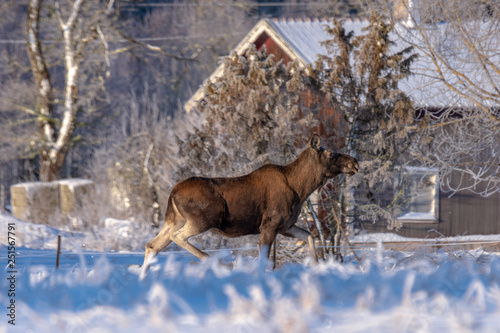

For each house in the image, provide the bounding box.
[184,17,500,238]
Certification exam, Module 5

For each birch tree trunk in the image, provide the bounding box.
[26,0,57,181]
[26,0,84,181]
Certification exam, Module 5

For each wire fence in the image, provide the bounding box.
[165,239,500,255]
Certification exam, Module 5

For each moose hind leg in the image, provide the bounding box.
[143,225,175,267]
[280,225,318,263]
[171,223,210,261]
[144,233,173,263]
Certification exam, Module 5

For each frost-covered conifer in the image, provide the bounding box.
[177,45,319,178]
[317,14,417,229]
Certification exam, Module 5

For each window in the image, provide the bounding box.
[397,168,440,222]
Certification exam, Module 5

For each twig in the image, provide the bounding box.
[143,143,160,228]
[96,24,111,78]
[115,29,203,61]
[307,199,327,259]
[331,206,362,264]
[272,238,277,270]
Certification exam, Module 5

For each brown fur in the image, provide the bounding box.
[143,134,359,268]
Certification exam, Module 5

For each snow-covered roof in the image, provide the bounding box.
[268,18,366,66]
[184,17,497,113]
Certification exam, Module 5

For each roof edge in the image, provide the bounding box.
[184,18,310,113]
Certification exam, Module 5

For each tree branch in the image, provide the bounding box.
[115,29,203,61]
[66,0,85,30]
[96,24,111,78]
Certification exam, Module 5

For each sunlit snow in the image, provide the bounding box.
[2,214,500,332]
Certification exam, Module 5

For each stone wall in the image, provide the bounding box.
[10,179,95,225]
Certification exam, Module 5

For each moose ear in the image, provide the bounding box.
[309,134,321,151]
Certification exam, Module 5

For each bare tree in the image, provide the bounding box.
[248,0,369,18]
[14,0,249,183]
[372,0,500,196]
[110,0,257,119]
[24,0,116,181]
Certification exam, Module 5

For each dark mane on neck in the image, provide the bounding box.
[284,147,324,203]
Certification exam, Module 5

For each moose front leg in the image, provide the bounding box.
[280,225,318,263]
[258,228,277,260]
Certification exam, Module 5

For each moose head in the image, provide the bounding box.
[309,134,359,178]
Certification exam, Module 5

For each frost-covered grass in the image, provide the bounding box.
[2,214,500,332]
[3,247,500,332]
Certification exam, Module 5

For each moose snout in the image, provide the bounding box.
[346,160,359,176]
[351,161,359,174]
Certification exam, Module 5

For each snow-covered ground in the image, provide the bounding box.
[2,214,500,332]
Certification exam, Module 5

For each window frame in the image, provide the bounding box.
[397,167,440,223]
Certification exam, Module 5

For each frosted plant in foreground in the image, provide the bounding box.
[2,241,500,332]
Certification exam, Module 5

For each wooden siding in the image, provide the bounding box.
[299,90,345,149]
[253,32,345,149]
[360,177,500,238]
[254,32,293,64]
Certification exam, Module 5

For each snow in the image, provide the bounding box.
[57,178,94,194]
[0,214,156,252]
[2,213,500,332]
[397,212,438,221]
[10,181,59,194]
[270,18,367,66]
[352,232,500,244]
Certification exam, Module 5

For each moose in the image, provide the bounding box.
[142,134,358,270]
